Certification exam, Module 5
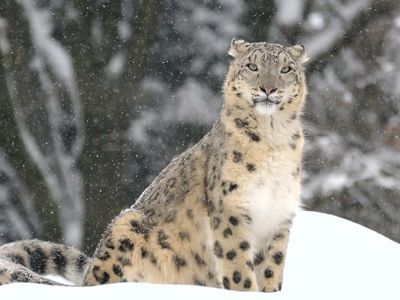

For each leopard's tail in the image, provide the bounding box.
[0,239,91,285]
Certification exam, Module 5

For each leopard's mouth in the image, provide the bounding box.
[253,95,281,106]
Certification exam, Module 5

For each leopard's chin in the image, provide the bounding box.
[253,96,282,115]
[254,101,279,115]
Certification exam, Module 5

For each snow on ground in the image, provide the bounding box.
[1,211,399,299]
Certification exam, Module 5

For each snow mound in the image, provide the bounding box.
[1,211,399,299]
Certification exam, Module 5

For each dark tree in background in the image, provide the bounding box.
[0,0,399,252]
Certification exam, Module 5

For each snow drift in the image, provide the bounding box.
[1,211,399,299]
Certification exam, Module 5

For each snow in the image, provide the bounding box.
[129,111,158,144]
[117,20,132,40]
[0,17,9,54]
[306,12,325,31]
[305,22,343,59]
[274,0,304,26]
[18,0,74,87]
[1,211,399,299]
[105,51,126,78]
[173,79,220,123]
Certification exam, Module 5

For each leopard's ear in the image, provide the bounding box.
[288,44,309,64]
[228,38,250,58]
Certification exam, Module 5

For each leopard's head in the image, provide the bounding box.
[224,39,308,116]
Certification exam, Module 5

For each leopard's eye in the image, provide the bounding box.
[247,63,258,72]
[281,66,292,74]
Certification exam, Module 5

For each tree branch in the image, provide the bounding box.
[306,0,396,74]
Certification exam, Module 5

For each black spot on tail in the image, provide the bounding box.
[26,247,47,274]
[51,249,67,274]
[76,254,88,271]
[10,271,29,282]
[8,254,25,266]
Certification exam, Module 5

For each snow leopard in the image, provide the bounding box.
[0,39,308,292]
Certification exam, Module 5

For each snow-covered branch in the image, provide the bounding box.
[1,1,85,248]
[0,149,41,245]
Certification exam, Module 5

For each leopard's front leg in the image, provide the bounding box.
[254,223,292,292]
[211,207,258,292]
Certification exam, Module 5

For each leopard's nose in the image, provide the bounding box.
[260,87,277,95]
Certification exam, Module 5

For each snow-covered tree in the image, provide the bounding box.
[0,149,41,244]
[1,0,84,247]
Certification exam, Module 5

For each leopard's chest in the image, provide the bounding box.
[246,157,301,246]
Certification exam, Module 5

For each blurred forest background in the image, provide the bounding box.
[1,0,400,252]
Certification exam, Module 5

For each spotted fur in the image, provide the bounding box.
[0,240,90,285]
[0,39,307,292]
